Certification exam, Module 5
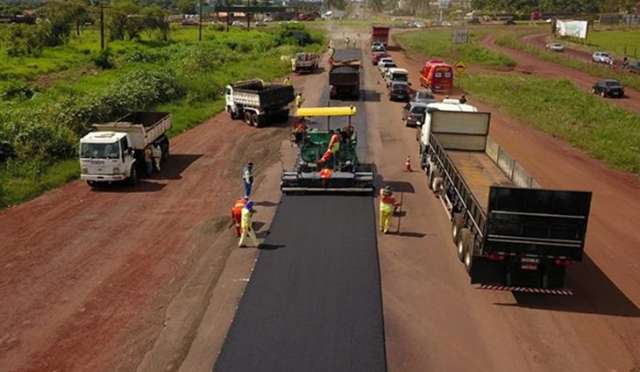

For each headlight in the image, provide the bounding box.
[113,167,121,174]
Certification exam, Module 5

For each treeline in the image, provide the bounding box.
[470,0,638,16]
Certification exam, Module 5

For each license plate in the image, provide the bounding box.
[521,257,539,270]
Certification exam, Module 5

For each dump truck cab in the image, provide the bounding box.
[80,131,134,183]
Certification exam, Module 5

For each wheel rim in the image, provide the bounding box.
[452,224,458,241]
[465,249,472,270]
[457,240,464,258]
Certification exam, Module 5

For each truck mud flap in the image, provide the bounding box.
[469,256,505,285]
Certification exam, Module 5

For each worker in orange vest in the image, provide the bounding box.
[379,186,400,234]
[231,196,248,237]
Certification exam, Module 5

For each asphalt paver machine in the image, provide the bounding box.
[281,106,374,193]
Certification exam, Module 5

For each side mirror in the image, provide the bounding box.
[416,121,423,127]
[128,148,135,156]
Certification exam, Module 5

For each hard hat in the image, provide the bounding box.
[383,186,392,196]
[246,201,254,211]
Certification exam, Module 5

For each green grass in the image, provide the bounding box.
[496,32,640,91]
[0,159,80,207]
[587,29,640,57]
[0,24,323,208]
[394,29,516,67]
[462,74,640,173]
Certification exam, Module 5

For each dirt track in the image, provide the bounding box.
[0,94,291,370]
[481,34,640,113]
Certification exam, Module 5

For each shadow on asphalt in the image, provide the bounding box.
[494,254,640,317]
[259,243,286,250]
[380,180,415,194]
[91,180,167,193]
[361,89,381,102]
[390,231,427,238]
[255,201,280,207]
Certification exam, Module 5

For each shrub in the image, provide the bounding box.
[1,81,34,101]
[93,48,115,69]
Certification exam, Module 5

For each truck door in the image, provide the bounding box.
[225,87,235,112]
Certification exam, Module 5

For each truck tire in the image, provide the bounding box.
[161,138,170,162]
[461,230,473,273]
[251,113,259,127]
[87,180,96,188]
[452,212,464,245]
[244,111,252,125]
[128,166,138,186]
[431,176,443,195]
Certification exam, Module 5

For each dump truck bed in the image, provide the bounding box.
[92,112,171,150]
[232,80,295,109]
[447,151,512,211]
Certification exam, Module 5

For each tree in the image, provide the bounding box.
[142,5,170,41]
[108,0,139,40]
[67,0,92,36]
[177,0,196,14]
[368,0,385,12]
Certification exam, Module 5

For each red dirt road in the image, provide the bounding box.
[481,34,640,113]
[370,35,640,371]
[0,103,290,370]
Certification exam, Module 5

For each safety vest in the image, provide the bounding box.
[380,194,396,213]
[241,207,253,229]
[328,134,340,153]
[232,199,246,216]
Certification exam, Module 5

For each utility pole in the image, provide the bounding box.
[100,2,105,50]
[199,0,203,41]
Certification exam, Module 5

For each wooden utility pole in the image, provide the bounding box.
[100,2,105,50]
[199,0,203,41]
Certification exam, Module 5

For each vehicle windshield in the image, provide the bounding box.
[392,83,408,91]
[411,106,427,114]
[392,74,408,82]
[80,142,120,159]
[416,91,434,99]
[605,81,620,86]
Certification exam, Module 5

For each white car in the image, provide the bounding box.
[546,42,564,52]
[378,61,397,75]
[592,51,613,64]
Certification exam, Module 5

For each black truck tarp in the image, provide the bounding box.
[332,48,361,62]
[214,195,386,372]
[233,80,295,109]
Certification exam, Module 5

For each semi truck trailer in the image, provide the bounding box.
[371,26,390,47]
[80,112,171,186]
[225,79,295,127]
[418,103,592,292]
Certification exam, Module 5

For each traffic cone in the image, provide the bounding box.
[405,156,412,172]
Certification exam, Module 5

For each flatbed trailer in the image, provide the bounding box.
[421,111,592,291]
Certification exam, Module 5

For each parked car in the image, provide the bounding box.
[592,51,613,64]
[412,89,436,104]
[545,42,564,52]
[623,59,640,74]
[378,61,397,75]
[377,57,393,67]
[402,101,429,127]
[372,51,390,65]
[385,67,409,87]
[592,79,624,98]
[371,41,384,51]
[389,81,411,101]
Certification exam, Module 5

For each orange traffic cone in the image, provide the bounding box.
[405,156,412,172]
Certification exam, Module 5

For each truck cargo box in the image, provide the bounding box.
[232,80,295,109]
[93,112,171,150]
[331,48,361,64]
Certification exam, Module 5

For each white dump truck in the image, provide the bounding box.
[225,79,295,127]
[79,112,171,187]
[291,52,320,73]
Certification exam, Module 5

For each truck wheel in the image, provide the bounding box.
[600,90,606,98]
[87,180,96,188]
[431,176,443,195]
[161,139,170,162]
[452,212,464,245]
[251,113,260,127]
[244,111,252,125]
[128,167,138,186]
[461,230,473,273]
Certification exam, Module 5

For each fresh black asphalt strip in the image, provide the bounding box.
[214,195,387,372]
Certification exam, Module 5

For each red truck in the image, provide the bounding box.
[371,26,390,47]
[419,60,454,92]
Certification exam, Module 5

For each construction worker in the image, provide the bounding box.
[151,143,162,172]
[242,162,254,198]
[379,186,400,234]
[292,117,307,145]
[294,93,305,109]
[231,196,248,237]
[239,201,260,248]
[144,146,153,175]
[328,130,340,154]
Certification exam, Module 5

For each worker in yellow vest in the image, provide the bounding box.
[239,201,260,247]
[379,186,400,234]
